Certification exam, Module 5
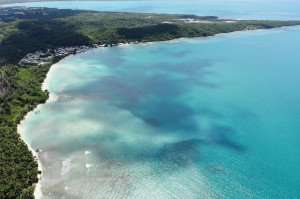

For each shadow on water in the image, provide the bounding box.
[46,45,248,173]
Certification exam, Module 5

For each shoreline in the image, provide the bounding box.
[16,60,63,199]
[15,24,300,198]
[17,121,43,199]
[19,24,300,67]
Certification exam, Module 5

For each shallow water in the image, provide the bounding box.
[15,1,300,198]
[20,27,300,198]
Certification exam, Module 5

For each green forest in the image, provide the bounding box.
[0,64,50,199]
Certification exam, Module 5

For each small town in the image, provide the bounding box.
[18,46,92,66]
[18,42,140,67]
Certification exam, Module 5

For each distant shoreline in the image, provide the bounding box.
[0,0,116,6]
[18,23,300,68]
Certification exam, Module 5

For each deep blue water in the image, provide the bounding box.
[16,1,300,199]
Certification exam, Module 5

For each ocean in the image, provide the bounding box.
[13,1,300,198]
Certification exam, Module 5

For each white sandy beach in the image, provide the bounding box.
[17,61,60,199]
[18,107,44,199]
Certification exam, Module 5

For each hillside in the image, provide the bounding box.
[0,0,117,5]
[1,7,300,65]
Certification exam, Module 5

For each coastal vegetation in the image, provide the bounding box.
[0,6,300,199]
[1,7,300,65]
[0,64,50,199]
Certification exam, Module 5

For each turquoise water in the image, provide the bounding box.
[16,1,300,199]
[21,27,300,199]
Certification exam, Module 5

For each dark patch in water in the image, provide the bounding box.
[46,45,246,174]
[209,125,245,152]
[156,139,203,167]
